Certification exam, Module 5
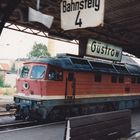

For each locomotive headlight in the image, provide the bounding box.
[23,82,29,90]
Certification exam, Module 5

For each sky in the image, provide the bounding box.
[0,28,78,59]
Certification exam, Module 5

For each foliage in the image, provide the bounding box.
[0,75,4,87]
[28,42,50,58]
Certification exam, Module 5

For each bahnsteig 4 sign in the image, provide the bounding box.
[61,0,105,30]
[86,39,122,61]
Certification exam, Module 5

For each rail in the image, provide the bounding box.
[0,120,38,131]
[0,111,15,117]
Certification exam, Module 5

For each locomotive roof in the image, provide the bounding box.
[29,54,140,76]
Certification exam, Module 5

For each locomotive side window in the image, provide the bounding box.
[20,65,30,78]
[111,75,117,83]
[137,77,140,83]
[30,65,46,79]
[95,73,102,82]
[131,76,136,83]
[48,69,63,81]
[132,76,140,84]
[119,75,124,83]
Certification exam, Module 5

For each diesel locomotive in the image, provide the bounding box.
[7,54,140,121]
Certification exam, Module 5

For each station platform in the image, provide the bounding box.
[0,122,65,140]
[0,110,139,140]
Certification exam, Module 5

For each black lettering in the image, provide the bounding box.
[63,1,66,12]
[80,0,84,9]
[67,3,71,12]
[88,0,92,8]
[75,11,82,27]
[107,48,111,55]
[104,46,108,55]
[71,0,75,11]
[97,45,100,53]
[75,2,80,11]
[115,51,120,57]
[95,0,100,11]
[62,0,101,13]
[101,46,105,54]
[84,0,88,9]
[91,41,96,52]
[111,49,115,56]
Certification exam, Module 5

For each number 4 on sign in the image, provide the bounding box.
[75,11,82,27]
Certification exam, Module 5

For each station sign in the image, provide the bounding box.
[86,39,122,61]
[61,0,105,30]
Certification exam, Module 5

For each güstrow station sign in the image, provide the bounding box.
[61,0,105,30]
[86,39,122,61]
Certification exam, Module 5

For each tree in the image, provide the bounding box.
[0,75,4,87]
[28,42,50,58]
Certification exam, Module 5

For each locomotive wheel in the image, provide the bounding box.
[6,104,10,111]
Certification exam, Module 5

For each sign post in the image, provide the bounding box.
[61,0,105,30]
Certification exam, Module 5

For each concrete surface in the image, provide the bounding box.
[0,122,65,140]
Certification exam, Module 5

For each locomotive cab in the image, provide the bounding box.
[13,61,64,120]
[16,63,47,95]
[14,62,47,119]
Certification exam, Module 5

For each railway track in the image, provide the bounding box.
[0,110,53,131]
[0,110,65,132]
[0,110,15,117]
[0,110,39,131]
[0,120,39,131]
[0,118,65,132]
[0,101,42,131]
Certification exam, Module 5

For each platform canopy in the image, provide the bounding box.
[0,0,140,57]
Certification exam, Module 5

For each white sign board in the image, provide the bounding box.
[61,0,105,30]
[86,39,122,61]
[28,7,54,28]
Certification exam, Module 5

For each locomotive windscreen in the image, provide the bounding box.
[20,65,30,78]
[30,65,46,79]
[20,64,46,79]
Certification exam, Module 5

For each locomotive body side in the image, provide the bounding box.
[12,56,140,120]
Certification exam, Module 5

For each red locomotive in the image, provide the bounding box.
[8,54,140,120]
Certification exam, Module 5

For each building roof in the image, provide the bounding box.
[0,63,10,71]
[1,0,140,57]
